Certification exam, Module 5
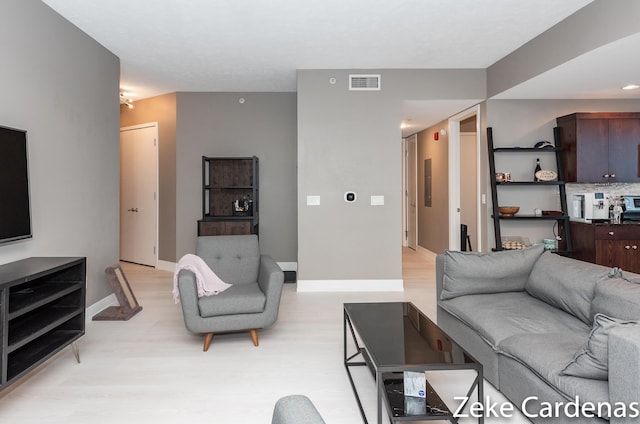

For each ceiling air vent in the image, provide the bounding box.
[349,74,381,91]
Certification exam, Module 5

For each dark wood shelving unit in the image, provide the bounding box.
[487,127,572,253]
[0,257,86,390]
[198,156,259,236]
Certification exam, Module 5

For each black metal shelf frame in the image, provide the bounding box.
[487,127,572,253]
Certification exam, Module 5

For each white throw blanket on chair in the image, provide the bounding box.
[173,254,232,303]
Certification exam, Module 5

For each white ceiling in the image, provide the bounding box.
[40,0,639,136]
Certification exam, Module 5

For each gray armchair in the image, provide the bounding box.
[177,235,284,351]
[272,395,326,424]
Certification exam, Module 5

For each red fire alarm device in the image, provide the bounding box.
[434,132,439,141]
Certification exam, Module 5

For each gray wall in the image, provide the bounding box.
[416,122,450,254]
[175,92,297,262]
[0,1,120,306]
[297,69,485,282]
[120,93,177,262]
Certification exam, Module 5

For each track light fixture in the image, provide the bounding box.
[120,92,134,109]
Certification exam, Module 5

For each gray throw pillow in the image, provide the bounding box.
[525,252,609,324]
[561,313,640,380]
[440,244,544,300]
[591,276,640,321]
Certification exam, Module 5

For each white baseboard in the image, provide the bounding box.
[297,279,404,292]
[416,245,437,259]
[278,262,297,272]
[156,260,176,272]
[86,293,117,322]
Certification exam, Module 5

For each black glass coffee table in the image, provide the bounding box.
[344,302,483,423]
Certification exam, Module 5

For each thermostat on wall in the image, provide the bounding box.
[344,192,357,203]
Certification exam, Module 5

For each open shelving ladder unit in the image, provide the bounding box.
[487,127,572,253]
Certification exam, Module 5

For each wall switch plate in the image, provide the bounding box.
[371,195,384,206]
[307,195,320,206]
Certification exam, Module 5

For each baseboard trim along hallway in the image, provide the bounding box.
[296,279,404,292]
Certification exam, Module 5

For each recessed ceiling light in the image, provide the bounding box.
[622,84,640,90]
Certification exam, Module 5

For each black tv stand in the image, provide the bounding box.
[0,257,86,390]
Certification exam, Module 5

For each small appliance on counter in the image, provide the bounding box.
[570,192,609,223]
[623,195,640,222]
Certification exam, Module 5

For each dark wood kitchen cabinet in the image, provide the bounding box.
[556,112,640,183]
[570,222,640,274]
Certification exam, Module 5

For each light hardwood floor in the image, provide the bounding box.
[0,248,528,423]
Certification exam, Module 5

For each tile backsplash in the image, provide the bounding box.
[566,182,640,199]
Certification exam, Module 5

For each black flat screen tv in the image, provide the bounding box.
[0,125,32,244]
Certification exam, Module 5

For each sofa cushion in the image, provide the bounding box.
[440,244,544,300]
[198,283,266,318]
[439,291,589,349]
[499,332,588,387]
[561,313,640,380]
[591,276,640,321]
[499,332,610,417]
[525,252,609,324]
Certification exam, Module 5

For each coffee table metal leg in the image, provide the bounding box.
[344,310,369,424]
[377,371,383,423]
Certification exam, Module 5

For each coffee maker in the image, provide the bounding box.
[570,192,609,223]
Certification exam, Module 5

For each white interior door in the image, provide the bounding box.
[407,134,418,250]
[120,123,158,266]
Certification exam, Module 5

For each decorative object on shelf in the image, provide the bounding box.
[542,210,564,216]
[543,238,557,251]
[232,195,253,217]
[501,236,530,250]
[535,169,558,181]
[496,172,512,182]
[93,265,142,321]
[534,140,554,149]
[499,206,520,216]
[533,158,542,181]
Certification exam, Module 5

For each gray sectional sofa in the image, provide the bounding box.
[436,245,640,423]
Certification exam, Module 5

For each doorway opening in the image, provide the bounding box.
[448,105,482,252]
[403,134,418,250]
